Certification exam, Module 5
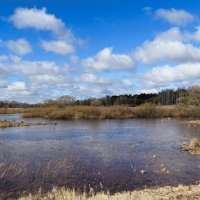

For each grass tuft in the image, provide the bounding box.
[180,138,200,154]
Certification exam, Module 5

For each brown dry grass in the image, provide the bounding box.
[185,120,200,126]
[19,184,200,200]
[180,138,200,154]
[22,104,178,120]
[0,120,50,128]
[0,108,27,114]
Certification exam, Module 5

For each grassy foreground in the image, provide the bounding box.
[21,104,177,120]
[19,184,200,200]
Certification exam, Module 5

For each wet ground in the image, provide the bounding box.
[0,114,200,199]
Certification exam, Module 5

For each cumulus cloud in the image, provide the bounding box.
[82,47,133,71]
[76,73,109,84]
[121,79,134,87]
[10,7,65,35]
[73,85,111,98]
[141,63,200,85]
[0,55,72,102]
[2,81,32,100]
[6,38,32,56]
[186,26,200,41]
[2,7,200,101]
[1,57,60,76]
[7,81,27,91]
[9,7,77,55]
[134,27,200,64]
[156,8,194,26]
[0,55,9,62]
[41,40,75,55]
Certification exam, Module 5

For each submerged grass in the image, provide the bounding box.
[19,184,200,200]
[21,104,178,120]
[0,120,50,128]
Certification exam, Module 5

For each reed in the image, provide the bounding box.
[19,184,200,200]
[21,104,179,120]
[180,138,200,154]
[0,108,27,114]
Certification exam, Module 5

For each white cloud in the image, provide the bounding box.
[136,88,158,94]
[2,58,60,76]
[0,55,9,62]
[76,73,109,84]
[121,79,134,87]
[74,86,111,98]
[29,74,68,86]
[186,26,200,41]
[0,80,7,89]
[41,40,75,55]
[134,27,200,64]
[0,55,72,102]
[82,47,133,71]
[142,63,200,85]
[2,7,200,101]
[7,81,27,91]
[0,81,32,101]
[70,55,79,64]
[7,38,32,56]
[10,7,65,34]
[9,7,77,55]
[156,8,194,26]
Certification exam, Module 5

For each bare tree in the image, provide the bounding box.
[177,86,200,117]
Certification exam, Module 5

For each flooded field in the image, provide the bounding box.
[0,114,200,199]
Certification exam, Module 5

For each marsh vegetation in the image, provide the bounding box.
[0,120,50,128]
[0,86,199,120]
[19,184,200,200]
[21,104,177,119]
[180,138,200,154]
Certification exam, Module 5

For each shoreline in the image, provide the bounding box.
[0,120,50,128]
[0,105,199,120]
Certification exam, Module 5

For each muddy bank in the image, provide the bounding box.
[0,120,50,128]
[19,184,200,200]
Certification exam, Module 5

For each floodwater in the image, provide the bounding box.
[0,114,200,199]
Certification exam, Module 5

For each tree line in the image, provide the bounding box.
[0,88,187,108]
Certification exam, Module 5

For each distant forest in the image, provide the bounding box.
[0,88,186,108]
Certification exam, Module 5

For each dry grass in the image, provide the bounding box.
[22,104,178,120]
[190,138,200,148]
[0,120,50,128]
[0,108,27,114]
[180,138,200,154]
[19,184,200,200]
[185,120,200,126]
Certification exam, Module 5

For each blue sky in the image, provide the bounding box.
[0,0,200,102]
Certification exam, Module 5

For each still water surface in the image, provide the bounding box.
[0,114,200,198]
